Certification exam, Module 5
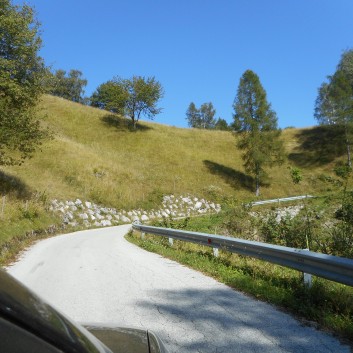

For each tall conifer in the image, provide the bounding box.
[233,70,284,196]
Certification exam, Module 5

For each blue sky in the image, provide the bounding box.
[16,0,353,128]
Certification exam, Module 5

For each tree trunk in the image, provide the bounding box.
[255,163,260,196]
[347,141,352,168]
[255,171,260,197]
[131,114,137,129]
[344,124,352,167]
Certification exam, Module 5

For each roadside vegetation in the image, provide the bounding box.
[127,201,353,343]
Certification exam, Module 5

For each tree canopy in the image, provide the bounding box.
[315,49,353,166]
[47,69,87,103]
[233,70,284,196]
[214,118,230,131]
[186,102,216,129]
[91,76,163,128]
[0,0,47,165]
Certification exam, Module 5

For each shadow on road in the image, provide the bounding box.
[136,287,347,353]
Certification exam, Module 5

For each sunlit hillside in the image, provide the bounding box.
[2,95,345,211]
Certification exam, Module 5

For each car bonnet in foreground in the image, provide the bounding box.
[0,269,168,353]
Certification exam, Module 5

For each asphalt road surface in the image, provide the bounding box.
[7,225,351,353]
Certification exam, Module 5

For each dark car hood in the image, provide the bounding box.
[0,269,168,353]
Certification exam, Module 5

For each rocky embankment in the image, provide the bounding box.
[50,195,221,228]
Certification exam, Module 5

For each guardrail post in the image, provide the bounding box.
[169,237,174,246]
[213,248,219,257]
[303,249,312,288]
[141,232,145,240]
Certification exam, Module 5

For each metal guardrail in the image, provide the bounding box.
[132,222,353,287]
[249,195,314,206]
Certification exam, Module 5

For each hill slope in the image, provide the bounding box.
[2,95,344,210]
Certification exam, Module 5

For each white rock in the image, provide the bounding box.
[195,201,203,210]
[66,212,74,220]
[141,215,149,221]
[79,213,88,220]
[85,201,92,209]
[120,215,131,223]
[102,220,112,227]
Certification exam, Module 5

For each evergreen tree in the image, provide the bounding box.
[233,70,284,196]
[214,118,229,131]
[0,0,47,165]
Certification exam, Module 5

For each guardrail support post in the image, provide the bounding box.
[141,232,145,240]
[303,272,312,288]
[213,248,219,257]
[169,237,174,246]
[303,249,312,288]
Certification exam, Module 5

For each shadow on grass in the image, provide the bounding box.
[203,160,255,191]
[101,114,152,132]
[0,171,31,199]
[288,125,346,167]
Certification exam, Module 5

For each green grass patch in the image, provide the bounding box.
[0,194,63,266]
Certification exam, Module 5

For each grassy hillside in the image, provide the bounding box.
[0,94,348,262]
[1,95,345,211]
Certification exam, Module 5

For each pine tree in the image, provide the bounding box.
[233,70,284,196]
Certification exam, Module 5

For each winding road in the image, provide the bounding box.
[7,225,350,353]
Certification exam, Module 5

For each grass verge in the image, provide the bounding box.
[0,195,64,266]
[126,226,353,345]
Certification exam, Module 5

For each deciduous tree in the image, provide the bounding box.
[47,69,87,103]
[233,70,284,196]
[0,0,47,165]
[186,102,200,128]
[315,50,353,167]
[91,76,163,129]
[186,102,216,129]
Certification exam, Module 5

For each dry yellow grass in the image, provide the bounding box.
[2,95,345,211]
